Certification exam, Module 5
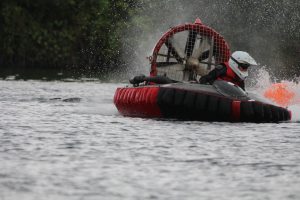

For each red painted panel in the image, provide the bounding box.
[231,101,241,121]
[114,87,162,118]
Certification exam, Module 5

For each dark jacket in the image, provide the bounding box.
[199,62,245,90]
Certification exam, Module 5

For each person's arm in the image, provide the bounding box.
[199,64,226,84]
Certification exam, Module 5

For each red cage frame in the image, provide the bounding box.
[150,18,231,77]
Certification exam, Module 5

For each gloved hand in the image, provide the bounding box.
[129,74,146,85]
[199,76,208,84]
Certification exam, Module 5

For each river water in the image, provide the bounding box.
[0,79,300,200]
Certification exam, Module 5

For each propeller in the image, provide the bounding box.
[185,30,197,58]
[157,30,219,81]
[156,62,185,71]
[151,19,231,82]
[165,37,185,63]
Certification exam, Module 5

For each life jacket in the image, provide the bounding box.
[217,62,244,89]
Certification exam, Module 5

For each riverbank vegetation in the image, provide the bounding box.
[0,0,299,79]
[0,0,138,78]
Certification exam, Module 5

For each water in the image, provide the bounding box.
[0,79,300,200]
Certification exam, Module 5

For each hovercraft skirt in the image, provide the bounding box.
[114,87,161,117]
[114,86,291,122]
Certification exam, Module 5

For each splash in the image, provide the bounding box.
[70,83,121,116]
[264,82,296,107]
[249,67,300,122]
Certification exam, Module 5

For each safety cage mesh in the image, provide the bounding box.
[150,21,230,82]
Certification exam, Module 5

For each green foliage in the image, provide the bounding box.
[0,0,299,78]
[0,0,137,74]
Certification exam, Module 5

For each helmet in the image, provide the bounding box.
[228,51,257,80]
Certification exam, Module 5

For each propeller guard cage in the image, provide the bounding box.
[150,19,231,82]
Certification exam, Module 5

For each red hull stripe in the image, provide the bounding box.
[114,87,162,117]
[231,101,241,121]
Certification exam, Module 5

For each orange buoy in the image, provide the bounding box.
[264,82,295,107]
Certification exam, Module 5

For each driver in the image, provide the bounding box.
[199,51,257,90]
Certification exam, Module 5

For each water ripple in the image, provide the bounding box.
[0,80,300,200]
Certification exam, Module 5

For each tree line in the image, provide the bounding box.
[0,0,299,79]
[0,0,139,77]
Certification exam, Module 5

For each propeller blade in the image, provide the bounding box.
[156,62,180,67]
[165,37,185,63]
[199,61,217,66]
[191,35,216,62]
[198,50,210,61]
[197,46,216,61]
[157,63,185,71]
[182,69,195,81]
[207,36,215,70]
[185,30,197,58]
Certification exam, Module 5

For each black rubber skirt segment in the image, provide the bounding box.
[157,87,232,121]
[240,101,290,122]
[157,87,290,122]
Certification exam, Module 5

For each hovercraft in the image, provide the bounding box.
[114,19,291,122]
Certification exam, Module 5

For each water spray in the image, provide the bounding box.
[250,68,300,122]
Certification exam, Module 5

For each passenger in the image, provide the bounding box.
[199,51,257,90]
